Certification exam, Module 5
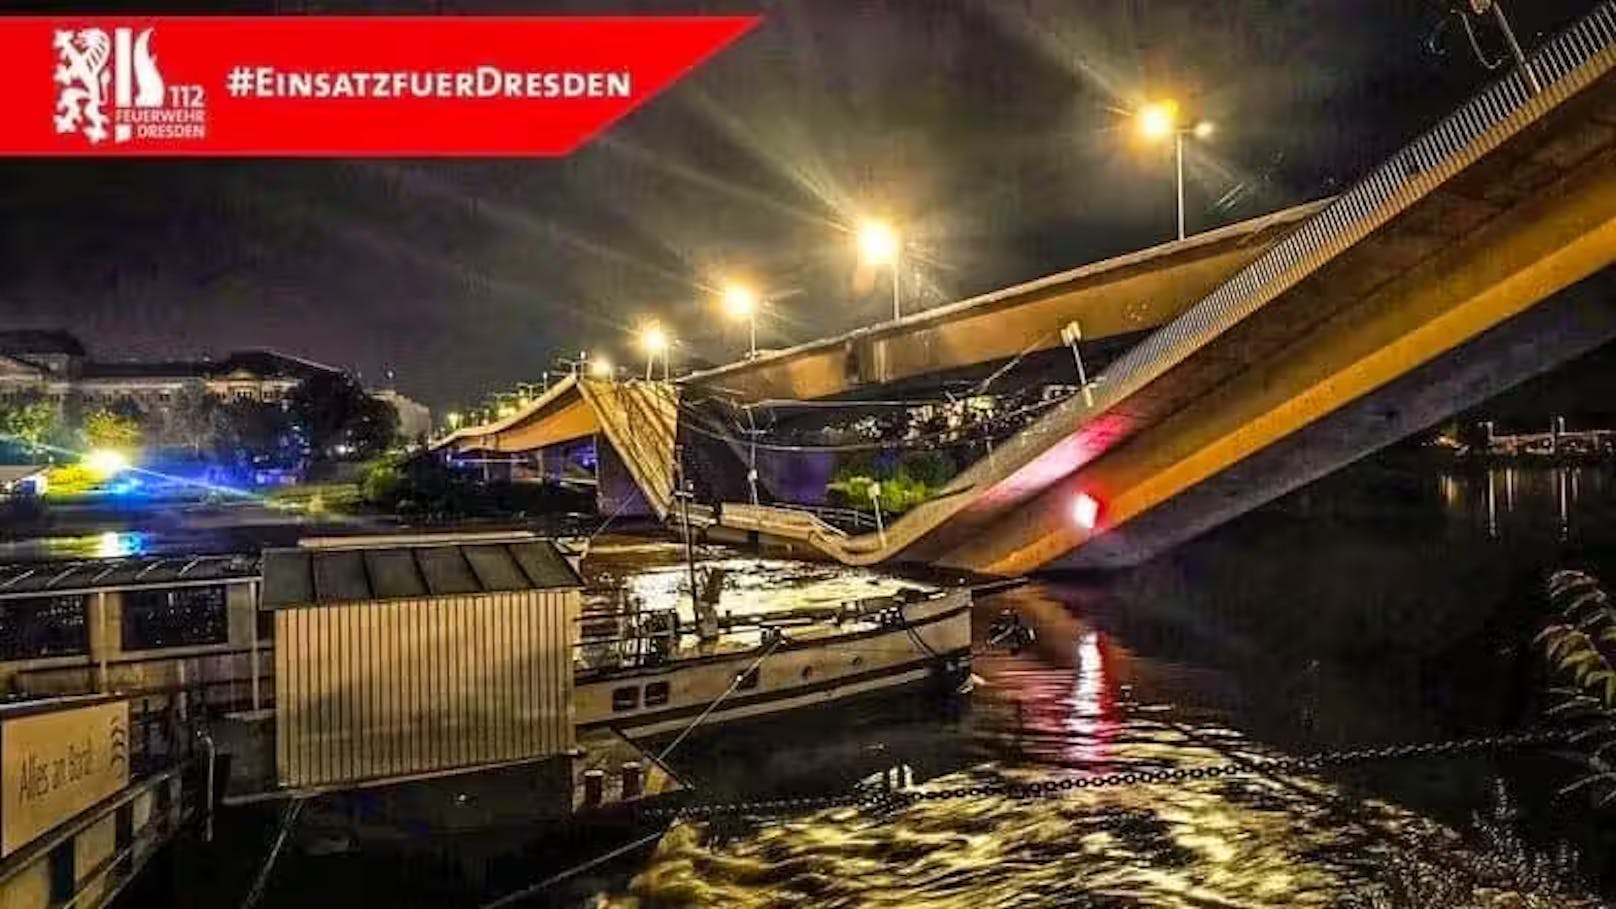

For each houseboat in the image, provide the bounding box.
[574,582,973,740]
[245,532,971,811]
[0,531,974,880]
[0,553,260,909]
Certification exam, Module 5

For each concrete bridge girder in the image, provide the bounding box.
[772,41,1616,574]
[938,114,1616,574]
[684,202,1327,403]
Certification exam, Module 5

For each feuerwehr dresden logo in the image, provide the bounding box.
[54,26,198,145]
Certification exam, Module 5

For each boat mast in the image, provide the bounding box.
[675,444,700,617]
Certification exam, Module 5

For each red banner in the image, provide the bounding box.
[0,16,758,156]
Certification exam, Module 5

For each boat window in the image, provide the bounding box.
[48,841,74,903]
[0,594,88,661]
[736,667,760,690]
[644,681,670,706]
[121,585,229,651]
[612,686,640,712]
[115,803,133,853]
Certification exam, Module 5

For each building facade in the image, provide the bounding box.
[370,388,433,440]
[0,331,428,442]
[0,331,333,412]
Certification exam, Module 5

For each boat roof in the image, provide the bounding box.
[0,554,260,599]
[261,537,582,609]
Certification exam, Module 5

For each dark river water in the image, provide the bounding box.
[89,461,1616,906]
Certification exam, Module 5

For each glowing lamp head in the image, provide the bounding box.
[1072,491,1101,531]
[84,449,130,479]
[639,324,669,356]
[1137,100,1180,141]
[721,285,758,319]
[857,220,900,266]
[1192,120,1215,140]
[588,354,614,379]
[446,411,462,429]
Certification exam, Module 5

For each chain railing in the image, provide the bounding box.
[648,729,1569,821]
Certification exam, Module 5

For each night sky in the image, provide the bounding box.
[0,0,1600,410]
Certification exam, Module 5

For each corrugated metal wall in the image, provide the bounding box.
[274,590,577,788]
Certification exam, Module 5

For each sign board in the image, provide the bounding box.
[1,700,129,856]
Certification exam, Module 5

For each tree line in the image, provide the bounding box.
[0,372,399,473]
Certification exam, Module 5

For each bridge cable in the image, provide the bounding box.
[239,797,305,909]
[672,392,1075,454]
[968,327,1063,398]
[653,633,786,765]
[586,484,646,542]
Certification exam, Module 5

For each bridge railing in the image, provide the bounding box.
[978,1,1616,477]
[775,503,880,534]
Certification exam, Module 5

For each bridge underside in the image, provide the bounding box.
[435,376,681,518]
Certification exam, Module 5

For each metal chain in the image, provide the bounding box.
[647,730,1568,821]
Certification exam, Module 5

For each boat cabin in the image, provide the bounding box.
[257,535,583,793]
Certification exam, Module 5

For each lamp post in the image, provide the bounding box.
[868,480,886,547]
[858,220,902,321]
[639,325,669,380]
[721,284,760,358]
[1137,100,1213,241]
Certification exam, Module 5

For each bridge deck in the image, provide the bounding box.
[699,3,1616,573]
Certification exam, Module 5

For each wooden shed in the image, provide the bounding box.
[262,535,582,790]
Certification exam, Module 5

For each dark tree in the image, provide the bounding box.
[213,399,298,469]
[163,381,222,456]
[287,372,399,461]
[0,389,58,451]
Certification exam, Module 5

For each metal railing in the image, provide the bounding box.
[776,502,880,533]
[575,607,681,671]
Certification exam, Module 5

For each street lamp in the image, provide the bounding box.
[639,324,670,380]
[721,283,760,358]
[857,219,902,321]
[85,449,129,479]
[1136,100,1213,241]
[588,352,614,379]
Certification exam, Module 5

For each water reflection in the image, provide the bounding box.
[594,582,1569,907]
[582,542,947,624]
[1063,631,1118,771]
[0,530,153,561]
[94,530,148,558]
[1440,465,1609,543]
